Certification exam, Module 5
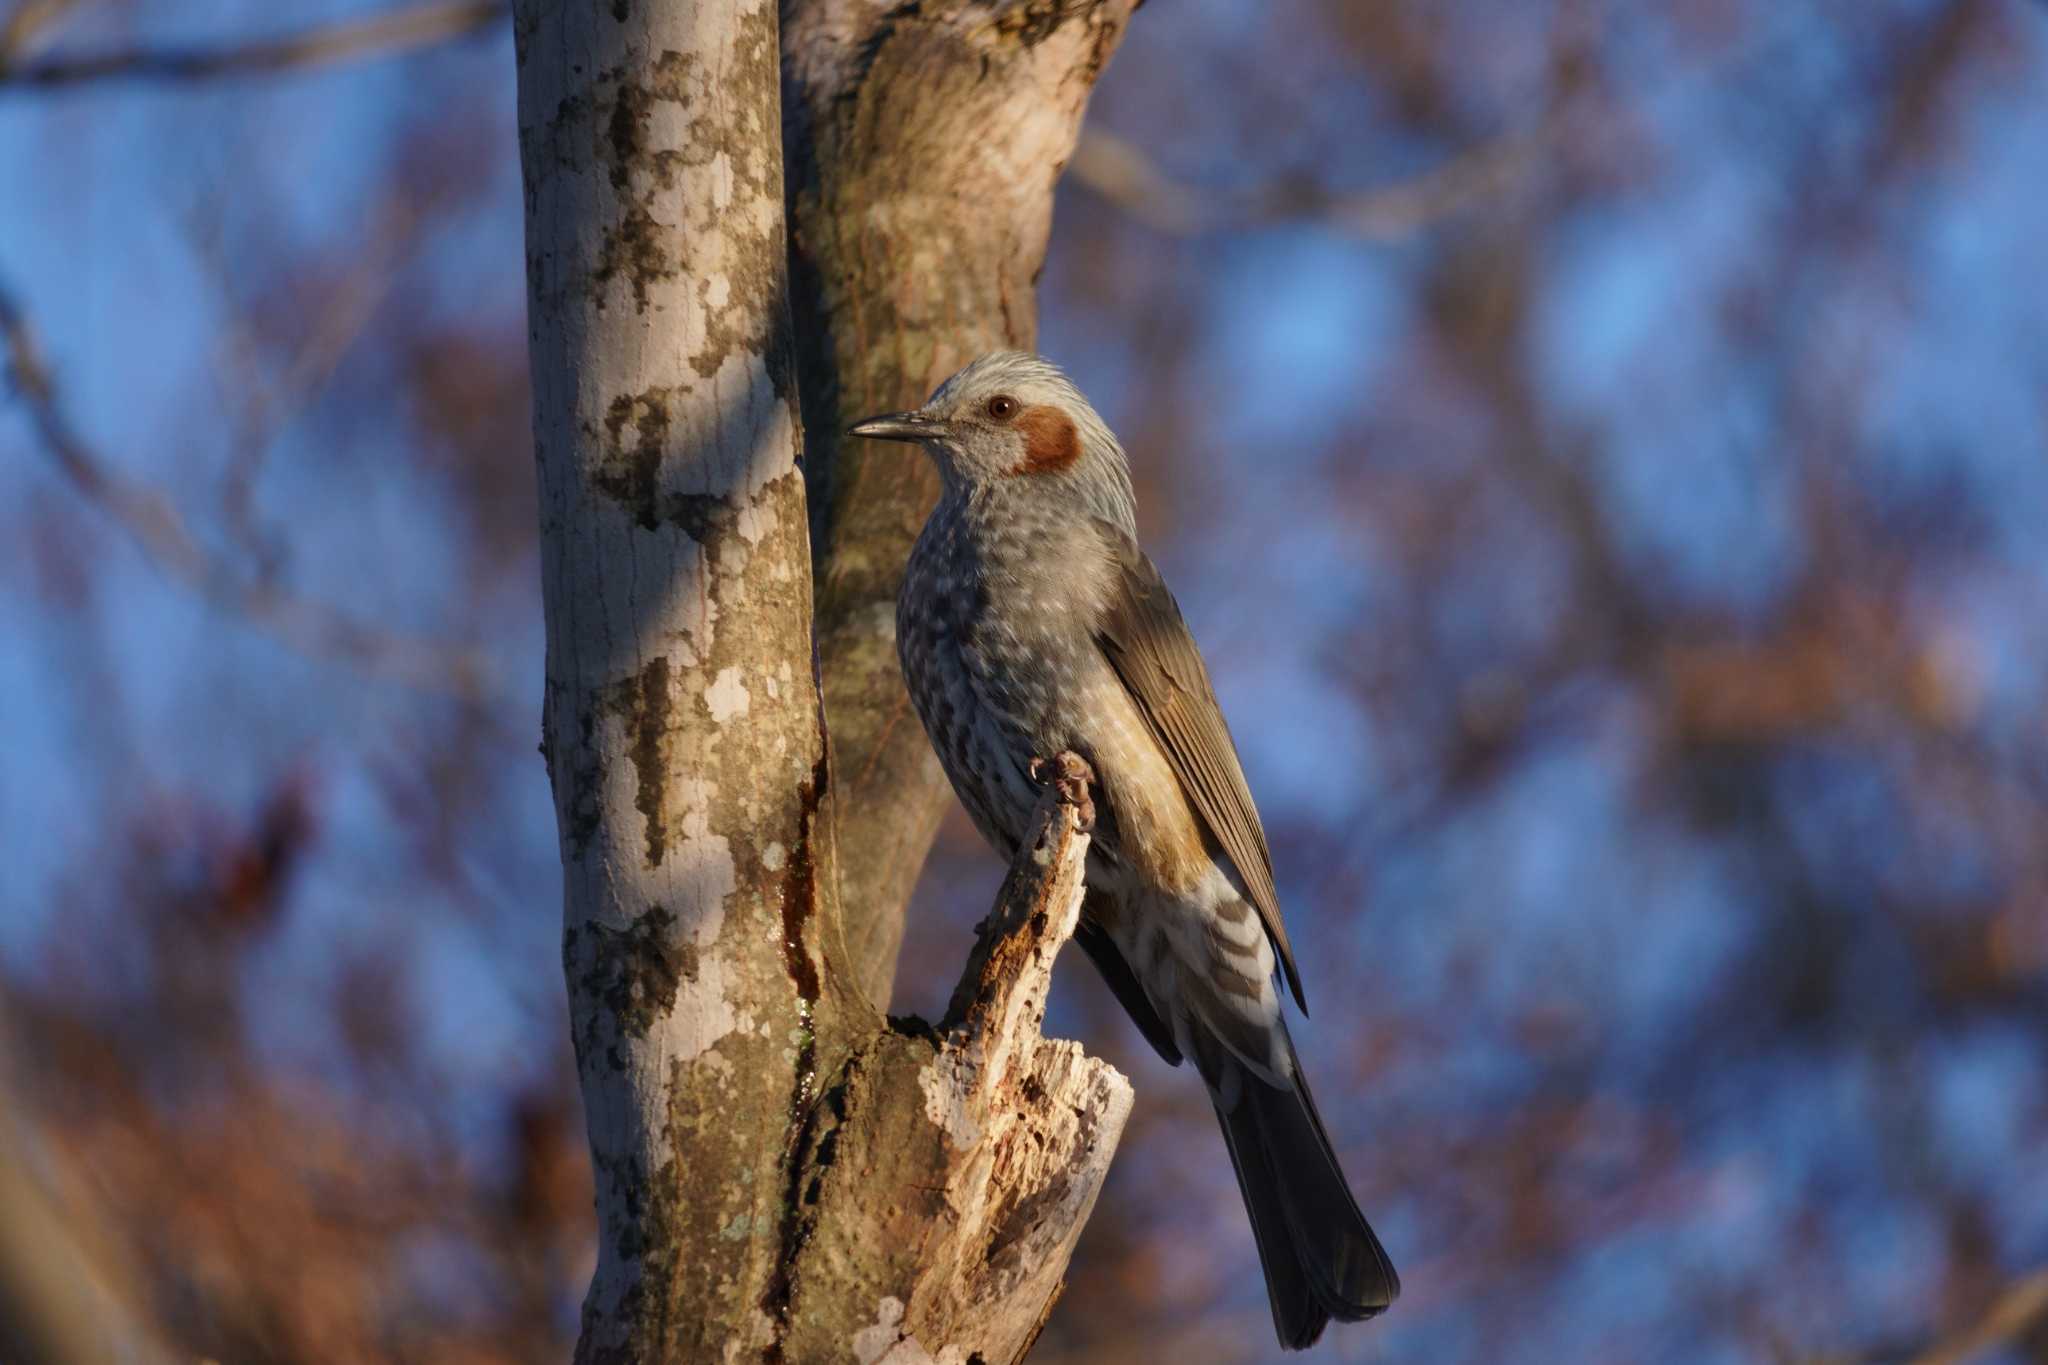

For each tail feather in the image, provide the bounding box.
[1076,903,1397,1349]
[1212,1058,1398,1350]
[1213,1087,1326,1349]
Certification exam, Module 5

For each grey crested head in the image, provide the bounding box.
[848,351,1138,532]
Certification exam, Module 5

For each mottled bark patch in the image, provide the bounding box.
[598,388,672,531]
[995,0,1097,48]
[592,387,730,534]
[586,55,712,315]
[570,906,692,1072]
[557,699,601,860]
[650,49,696,94]
[591,202,679,316]
[604,79,651,192]
[585,1144,684,1363]
[625,656,675,867]
[603,65,698,193]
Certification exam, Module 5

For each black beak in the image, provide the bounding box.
[847,410,944,443]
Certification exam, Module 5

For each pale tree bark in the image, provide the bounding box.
[514,0,846,1357]
[512,0,1133,1360]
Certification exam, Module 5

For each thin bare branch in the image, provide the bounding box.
[1067,119,1554,240]
[190,189,439,579]
[0,1103,170,1365]
[1906,1268,2048,1365]
[0,277,499,703]
[0,0,506,90]
[0,0,82,68]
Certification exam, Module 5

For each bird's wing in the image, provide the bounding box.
[1091,521,1306,1011]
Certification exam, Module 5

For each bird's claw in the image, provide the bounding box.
[1030,751,1097,832]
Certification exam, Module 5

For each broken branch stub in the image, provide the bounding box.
[942,750,1100,1043]
[775,756,1132,1365]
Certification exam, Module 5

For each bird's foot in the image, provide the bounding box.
[1029,750,1097,832]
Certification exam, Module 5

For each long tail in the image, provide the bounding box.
[1075,900,1398,1347]
[1210,1057,1399,1350]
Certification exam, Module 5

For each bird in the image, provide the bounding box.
[850,351,1398,1350]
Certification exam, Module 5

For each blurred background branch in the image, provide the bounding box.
[0,1112,166,1365]
[1068,118,1557,240]
[1907,1268,2048,1364]
[0,0,506,89]
[1,277,497,701]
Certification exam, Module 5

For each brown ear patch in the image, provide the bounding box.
[1008,405,1082,475]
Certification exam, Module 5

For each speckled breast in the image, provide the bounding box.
[898,506,1028,858]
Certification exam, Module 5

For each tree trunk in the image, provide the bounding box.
[514,0,846,1357]
[784,0,1137,1007]
[512,1,1134,1360]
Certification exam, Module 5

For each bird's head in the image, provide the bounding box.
[848,351,1137,529]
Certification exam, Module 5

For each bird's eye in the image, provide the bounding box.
[986,395,1019,421]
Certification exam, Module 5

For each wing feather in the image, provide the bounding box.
[1091,521,1306,1011]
